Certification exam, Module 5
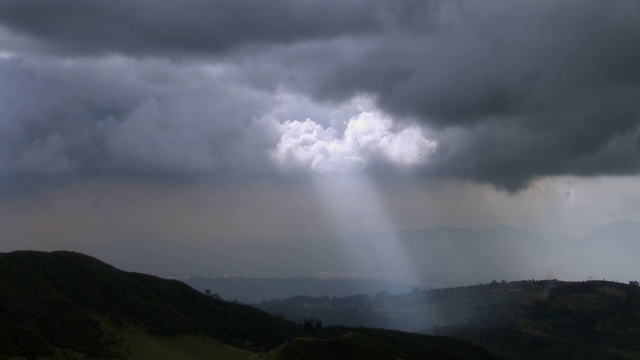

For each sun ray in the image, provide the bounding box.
[273,104,438,285]
[311,171,416,282]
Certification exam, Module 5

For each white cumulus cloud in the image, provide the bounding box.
[274,111,437,172]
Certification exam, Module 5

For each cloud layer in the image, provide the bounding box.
[0,0,385,55]
[1,0,640,191]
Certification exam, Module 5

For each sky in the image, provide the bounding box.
[1,0,640,279]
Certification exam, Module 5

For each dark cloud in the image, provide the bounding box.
[0,0,387,56]
[0,56,281,195]
[295,1,640,190]
[1,0,640,192]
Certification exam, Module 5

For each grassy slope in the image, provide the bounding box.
[6,320,256,360]
[107,320,255,360]
[265,329,498,360]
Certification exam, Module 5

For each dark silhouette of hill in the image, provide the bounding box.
[0,250,498,360]
[0,250,303,358]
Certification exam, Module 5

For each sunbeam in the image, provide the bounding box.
[310,172,416,282]
[274,105,438,284]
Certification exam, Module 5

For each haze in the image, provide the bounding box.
[1,1,640,285]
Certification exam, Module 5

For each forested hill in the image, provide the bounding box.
[257,279,640,360]
[0,250,303,358]
[0,250,497,360]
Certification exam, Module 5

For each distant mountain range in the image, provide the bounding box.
[392,220,640,285]
[235,220,640,284]
[171,220,640,302]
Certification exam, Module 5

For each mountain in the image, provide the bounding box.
[0,250,497,360]
[0,250,302,359]
[256,280,640,360]
[583,220,640,255]
[119,222,638,287]
[397,225,556,284]
[397,222,640,284]
[579,220,640,281]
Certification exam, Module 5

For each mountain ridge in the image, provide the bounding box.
[256,279,640,360]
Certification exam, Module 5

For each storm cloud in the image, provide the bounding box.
[0,0,387,55]
[1,0,640,191]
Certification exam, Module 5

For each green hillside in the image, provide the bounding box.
[0,250,303,358]
[0,251,498,360]
[265,329,496,360]
[257,280,640,359]
[432,281,640,359]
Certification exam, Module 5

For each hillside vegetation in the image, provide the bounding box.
[0,250,302,358]
[257,280,640,359]
[0,251,497,360]
[265,329,496,360]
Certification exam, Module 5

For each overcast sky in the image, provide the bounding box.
[1,0,640,277]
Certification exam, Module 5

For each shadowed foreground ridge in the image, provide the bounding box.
[0,250,497,359]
